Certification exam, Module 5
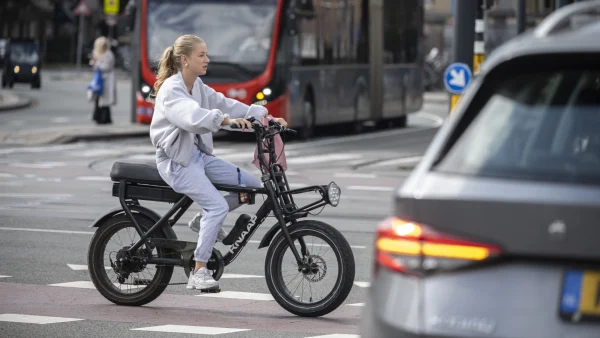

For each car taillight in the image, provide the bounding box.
[375,217,502,275]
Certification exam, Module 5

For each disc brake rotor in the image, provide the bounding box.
[301,254,327,282]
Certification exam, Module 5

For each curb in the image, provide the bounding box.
[0,93,33,112]
[0,126,150,147]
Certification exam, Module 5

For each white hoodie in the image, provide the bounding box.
[150,71,267,166]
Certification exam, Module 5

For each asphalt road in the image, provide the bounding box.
[0,74,448,337]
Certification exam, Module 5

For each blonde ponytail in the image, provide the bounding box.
[153,46,177,94]
[153,34,205,95]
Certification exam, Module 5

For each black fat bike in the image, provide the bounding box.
[87,118,356,317]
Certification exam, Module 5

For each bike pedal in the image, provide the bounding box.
[199,288,221,294]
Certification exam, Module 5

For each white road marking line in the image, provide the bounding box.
[287,153,362,165]
[10,162,67,169]
[346,186,395,192]
[0,193,72,198]
[35,177,62,182]
[48,281,143,290]
[74,176,110,181]
[0,194,73,210]
[212,148,236,155]
[0,228,370,250]
[131,324,250,335]
[291,193,386,202]
[0,227,94,235]
[0,314,84,324]
[346,303,365,307]
[220,273,264,279]
[247,240,366,249]
[0,275,12,278]
[334,173,377,179]
[66,264,109,271]
[217,153,255,161]
[305,334,360,338]
[368,156,423,168]
[0,182,23,186]
[0,173,17,178]
[51,117,71,124]
[418,112,445,126]
[197,291,274,301]
[286,124,433,151]
[353,281,371,288]
[0,143,86,155]
[7,120,25,126]
[66,264,259,276]
[125,154,156,161]
[69,149,123,158]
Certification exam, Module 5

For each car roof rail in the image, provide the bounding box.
[533,0,600,38]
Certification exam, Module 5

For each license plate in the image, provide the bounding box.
[560,269,600,322]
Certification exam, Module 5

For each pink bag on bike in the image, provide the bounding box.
[252,116,288,171]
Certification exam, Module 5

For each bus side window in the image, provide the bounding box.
[383,0,420,64]
[296,0,319,66]
[356,0,369,64]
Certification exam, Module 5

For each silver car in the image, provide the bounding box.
[360,2,600,338]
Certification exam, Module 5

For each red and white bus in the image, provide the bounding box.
[128,0,424,139]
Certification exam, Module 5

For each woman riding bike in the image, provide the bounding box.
[149,34,287,291]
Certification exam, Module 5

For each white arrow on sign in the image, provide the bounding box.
[449,69,466,88]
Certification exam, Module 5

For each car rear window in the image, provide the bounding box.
[435,68,600,185]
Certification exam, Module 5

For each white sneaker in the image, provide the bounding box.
[188,267,219,290]
[188,212,229,242]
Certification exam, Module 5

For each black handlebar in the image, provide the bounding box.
[228,118,297,135]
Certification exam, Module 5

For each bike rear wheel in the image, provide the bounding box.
[87,214,174,306]
[265,220,355,317]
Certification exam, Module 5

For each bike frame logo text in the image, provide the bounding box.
[229,215,258,254]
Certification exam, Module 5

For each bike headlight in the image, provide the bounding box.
[327,182,341,207]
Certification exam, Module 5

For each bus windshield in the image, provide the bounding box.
[147,0,277,75]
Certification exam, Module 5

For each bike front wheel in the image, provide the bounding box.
[265,220,355,317]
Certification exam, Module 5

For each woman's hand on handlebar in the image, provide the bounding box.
[222,117,253,131]
[271,117,288,128]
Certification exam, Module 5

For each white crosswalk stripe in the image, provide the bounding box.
[0,314,84,324]
[131,324,250,335]
[197,291,274,301]
[48,281,143,290]
[353,281,370,288]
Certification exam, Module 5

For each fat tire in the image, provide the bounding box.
[87,214,174,306]
[265,220,355,317]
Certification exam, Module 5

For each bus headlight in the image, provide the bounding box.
[326,182,341,207]
[255,87,272,102]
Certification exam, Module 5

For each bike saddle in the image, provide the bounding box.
[110,161,168,186]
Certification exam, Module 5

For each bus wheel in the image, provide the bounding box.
[391,115,407,128]
[300,100,315,140]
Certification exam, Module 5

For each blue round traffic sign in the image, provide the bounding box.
[443,63,472,94]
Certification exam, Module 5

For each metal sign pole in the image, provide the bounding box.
[76,14,85,70]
